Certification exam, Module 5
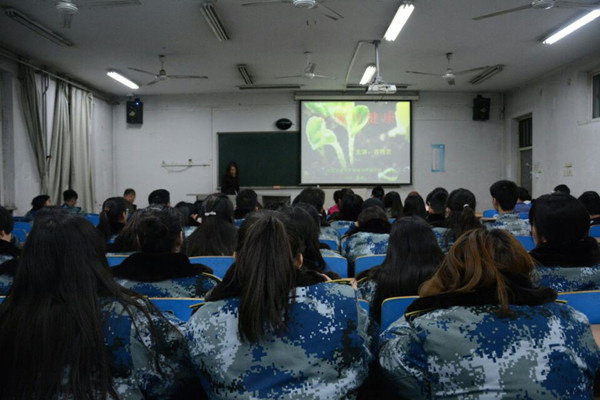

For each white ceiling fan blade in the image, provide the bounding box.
[313,74,336,79]
[406,71,440,76]
[472,4,532,20]
[555,0,600,9]
[146,79,160,86]
[128,67,156,76]
[167,75,208,79]
[79,0,141,9]
[454,66,490,76]
[275,75,304,79]
[241,0,291,6]
[316,1,343,20]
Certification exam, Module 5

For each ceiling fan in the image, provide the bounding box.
[473,0,600,21]
[128,55,208,86]
[405,53,489,86]
[51,0,141,28]
[275,52,335,80]
[241,0,343,21]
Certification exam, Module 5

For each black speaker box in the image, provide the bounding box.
[473,95,490,121]
[126,100,143,124]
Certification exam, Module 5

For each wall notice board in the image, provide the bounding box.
[218,132,300,187]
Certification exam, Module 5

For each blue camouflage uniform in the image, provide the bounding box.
[341,232,389,263]
[485,212,531,236]
[379,302,600,399]
[100,297,203,399]
[357,278,377,304]
[432,227,454,253]
[319,225,340,243]
[116,273,220,298]
[533,265,600,292]
[185,282,373,399]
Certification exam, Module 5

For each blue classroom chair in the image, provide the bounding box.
[515,235,535,251]
[482,209,497,218]
[380,295,419,331]
[557,290,600,324]
[149,297,205,322]
[319,239,339,251]
[590,225,600,238]
[14,221,32,233]
[518,212,529,220]
[323,256,348,278]
[106,255,129,267]
[354,254,386,277]
[359,299,369,313]
[85,214,100,227]
[189,256,234,279]
[11,228,28,244]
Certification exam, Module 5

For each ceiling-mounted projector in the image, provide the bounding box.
[367,83,397,94]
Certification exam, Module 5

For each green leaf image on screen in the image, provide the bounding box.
[327,103,370,165]
[378,168,399,182]
[306,116,347,168]
[387,102,411,140]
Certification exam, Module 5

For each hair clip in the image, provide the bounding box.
[204,211,217,216]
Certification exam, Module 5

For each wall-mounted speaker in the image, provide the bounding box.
[275,118,293,130]
[473,95,490,121]
[126,99,143,124]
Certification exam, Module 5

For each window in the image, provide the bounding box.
[593,73,600,119]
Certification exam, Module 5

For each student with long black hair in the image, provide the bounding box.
[356,216,444,322]
[97,196,128,243]
[186,210,372,399]
[181,193,237,256]
[113,207,219,297]
[0,206,19,295]
[433,188,481,252]
[0,209,202,399]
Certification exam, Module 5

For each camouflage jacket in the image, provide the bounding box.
[319,225,341,242]
[432,227,454,253]
[113,252,219,298]
[485,212,531,236]
[100,297,202,399]
[186,282,373,399]
[341,232,389,263]
[379,301,600,399]
[533,265,600,292]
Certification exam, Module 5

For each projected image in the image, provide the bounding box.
[301,101,411,185]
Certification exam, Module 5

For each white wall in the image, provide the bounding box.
[505,53,600,198]
[112,91,505,211]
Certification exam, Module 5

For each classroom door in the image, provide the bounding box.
[518,117,532,195]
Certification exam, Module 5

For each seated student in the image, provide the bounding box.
[432,188,481,253]
[24,194,51,220]
[234,189,259,220]
[123,187,137,216]
[356,216,444,322]
[342,206,391,263]
[181,194,237,257]
[403,193,427,219]
[330,193,363,225]
[379,228,600,399]
[186,210,372,399]
[425,188,448,227]
[113,208,219,298]
[0,210,203,399]
[327,189,343,216]
[554,183,571,195]
[61,189,85,215]
[0,206,20,295]
[371,185,385,201]
[514,186,532,214]
[383,191,403,219]
[293,187,339,242]
[174,201,201,238]
[281,204,341,279]
[97,197,128,244]
[485,180,531,236]
[148,188,170,208]
[529,193,600,292]
[107,209,141,253]
[578,191,600,226]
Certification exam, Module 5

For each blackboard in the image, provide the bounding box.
[218,132,300,187]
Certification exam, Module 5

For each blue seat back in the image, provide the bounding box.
[358,298,369,313]
[518,212,529,220]
[106,255,129,267]
[323,256,348,278]
[86,214,100,227]
[354,254,386,277]
[557,290,600,324]
[590,225,600,238]
[319,239,339,251]
[11,228,28,244]
[482,209,496,218]
[515,235,535,251]
[14,221,32,233]
[189,256,234,279]
[380,296,419,330]
[234,219,244,227]
[149,298,205,322]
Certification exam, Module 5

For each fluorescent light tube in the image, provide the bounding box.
[237,64,254,85]
[201,2,230,42]
[4,8,73,47]
[107,71,139,89]
[360,64,377,85]
[384,2,414,41]
[469,65,504,85]
[543,10,600,45]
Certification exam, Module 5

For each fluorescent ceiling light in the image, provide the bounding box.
[201,2,230,42]
[360,64,377,85]
[469,65,504,85]
[384,2,414,41]
[542,10,600,45]
[107,71,139,89]
[4,8,73,47]
[237,64,254,85]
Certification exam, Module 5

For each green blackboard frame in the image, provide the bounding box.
[218,131,300,187]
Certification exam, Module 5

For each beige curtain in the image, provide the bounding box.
[69,87,94,212]
[47,81,71,206]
